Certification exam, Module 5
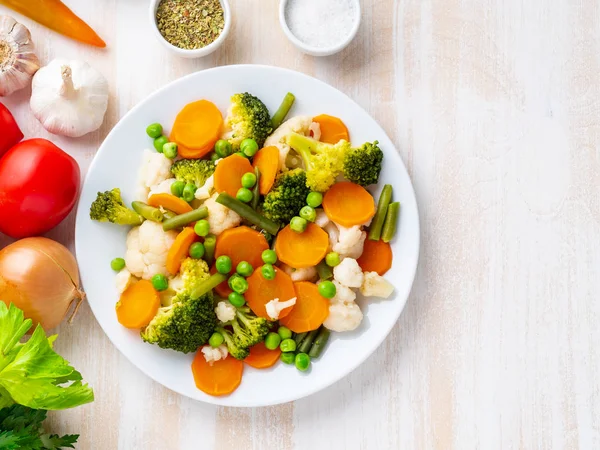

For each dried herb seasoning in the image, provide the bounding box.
[156,0,225,50]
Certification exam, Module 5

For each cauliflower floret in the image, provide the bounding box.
[115,268,134,293]
[333,224,366,259]
[323,281,362,332]
[201,345,229,365]
[215,301,236,323]
[315,209,330,228]
[148,178,176,197]
[195,174,215,201]
[203,193,242,235]
[264,115,312,169]
[280,264,318,282]
[125,221,178,280]
[333,258,364,288]
[332,280,357,303]
[135,149,172,201]
[324,222,339,251]
[309,121,321,141]
[265,297,297,320]
[361,271,395,298]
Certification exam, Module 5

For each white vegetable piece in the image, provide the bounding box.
[314,209,330,228]
[215,301,236,323]
[332,224,366,259]
[333,257,364,288]
[203,193,242,235]
[195,174,215,200]
[124,221,178,280]
[30,59,108,137]
[265,297,297,320]
[201,345,229,365]
[279,263,318,282]
[264,115,312,169]
[148,178,176,197]
[115,268,134,294]
[323,281,363,332]
[309,121,321,141]
[360,271,395,298]
[324,222,339,251]
[135,149,173,201]
[0,15,40,97]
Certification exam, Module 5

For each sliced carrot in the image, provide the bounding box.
[322,181,376,227]
[116,280,160,329]
[214,226,269,269]
[312,114,349,144]
[192,349,244,396]
[244,342,282,369]
[214,154,254,197]
[211,264,232,297]
[274,223,329,269]
[357,239,393,275]
[279,282,329,333]
[171,100,223,159]
[246,267,296,319]
[166,227,197,275]
[148,193,193,215]
[252,145,279,195]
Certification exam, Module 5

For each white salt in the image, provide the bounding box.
[285,0,357,49]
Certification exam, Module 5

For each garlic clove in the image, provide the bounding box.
[0,15,40,97]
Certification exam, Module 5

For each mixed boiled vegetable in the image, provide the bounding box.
[89,91,400,396]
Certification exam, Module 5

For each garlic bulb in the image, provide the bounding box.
[0,15,40,97]
[30,59,109,137]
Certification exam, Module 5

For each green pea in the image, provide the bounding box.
[236,261,254,277]
[210,152,221,162]
[235,151,248,158]
[290,216,307,233]
[146,123,163,138]
[280,338,297,353]
[261,263,276,280]
[264,332,282,350]
[163,142,178,159]
[151,274,168,292]
[171,180,185,197]
[306,191,323,208]
[295,352,311,372]
[110,257,125,272]
[300,205,316,222]
[241,172,257,189]
[240,138,259,157]
[261,249,277,264]
[280,352,295,364]
[228,292,246,307]
[236,187,253,203]
[189,242,205,259]
[214,139,233,158]
[325,252,340,267]
[278,326,292,340]
[194,219,210,237]
[318,280,336,299]
[228,274,249,294]
[153,135,169,153]
[215,255,232,274]
[209,332,224,348]
[182,183,197,202]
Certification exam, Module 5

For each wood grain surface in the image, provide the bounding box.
[1,0,599,449]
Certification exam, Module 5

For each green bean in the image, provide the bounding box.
[163,211,176,220]
[368,184,393,241]
[215,193,279,235]
[316,260,333,281]
[251,167,261,210]
[294,332,308,345]
[190,272,227,300]
[162,206,208,231]
[271,92,296,129]
[381,202,400,243]
[308,327,331,359]
[132,201,164,222]
[203,234,217,265]
[298,329,320,354]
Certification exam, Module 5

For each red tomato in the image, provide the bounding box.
[0,139,80,239]
[0,102,24,158]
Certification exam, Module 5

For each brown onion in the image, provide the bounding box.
[0,237,85,330]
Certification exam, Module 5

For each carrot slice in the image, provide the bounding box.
[274,223,329,269]
[166,227,197,274]
[211,264,232,297]
[192,349,244,396]
[116,280,160,329]
[279,282,329,333]
[246,267,296,319]
[215,226,269,269]
[322,181,376,227]
[312,114,349,144]
[214,154,254,197]
[171,100,223,158]
[357,239,393,275]
[252,146,279,195]
[244,342,282,369]
[148,193,193,215]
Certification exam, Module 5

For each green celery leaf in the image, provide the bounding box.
[40,433,79,449]
[0,304,32,373]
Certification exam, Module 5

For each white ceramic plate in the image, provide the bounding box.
[75,65,420,407]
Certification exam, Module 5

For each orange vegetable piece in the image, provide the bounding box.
[171,100,223,158]
[322,181,376,227]
[274,223,329,269]
[312,114,349,144]
[192,349,244,396]
[210,264,232,297]
[214,154,254,197]
[166,227,197,275]
[214,226,269,269]
[244,342,282,369]
[116,280,160,329]
[357,239,393,275]
[245,267,296,319]
[252,146,279,195]
[148,193,193,215]
[279,282,330,333]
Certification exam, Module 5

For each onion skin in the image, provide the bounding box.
[0,237,84,331]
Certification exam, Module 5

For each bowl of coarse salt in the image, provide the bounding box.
[279,0,361,56]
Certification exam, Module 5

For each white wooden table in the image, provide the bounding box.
[1,0,599,448]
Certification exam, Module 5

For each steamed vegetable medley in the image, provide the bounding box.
[89,92,399,396]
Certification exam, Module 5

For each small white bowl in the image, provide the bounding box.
[149,0,231,58]
[279,0,361,56]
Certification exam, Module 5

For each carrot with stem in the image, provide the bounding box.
[312,114,349,144]
[252,146,279,195]
[322,181,376,228]
[166,227,197,275]
[357,239,393,275]
[192,349,244,396]
[274,223,329,269]
[245,267,296,319]
[279,282,329,333]
[214,154,254,197]
[244,342,282,369]
[116,280,159,329]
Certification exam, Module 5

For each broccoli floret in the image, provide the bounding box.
[89,188,143,226]
[343,141,383,186]
[261,169,311,224]
[286,132,351,192]
[216,326,249,360]
[223,93,272,149]
[216,307,271,360]
[170,159,215,188]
